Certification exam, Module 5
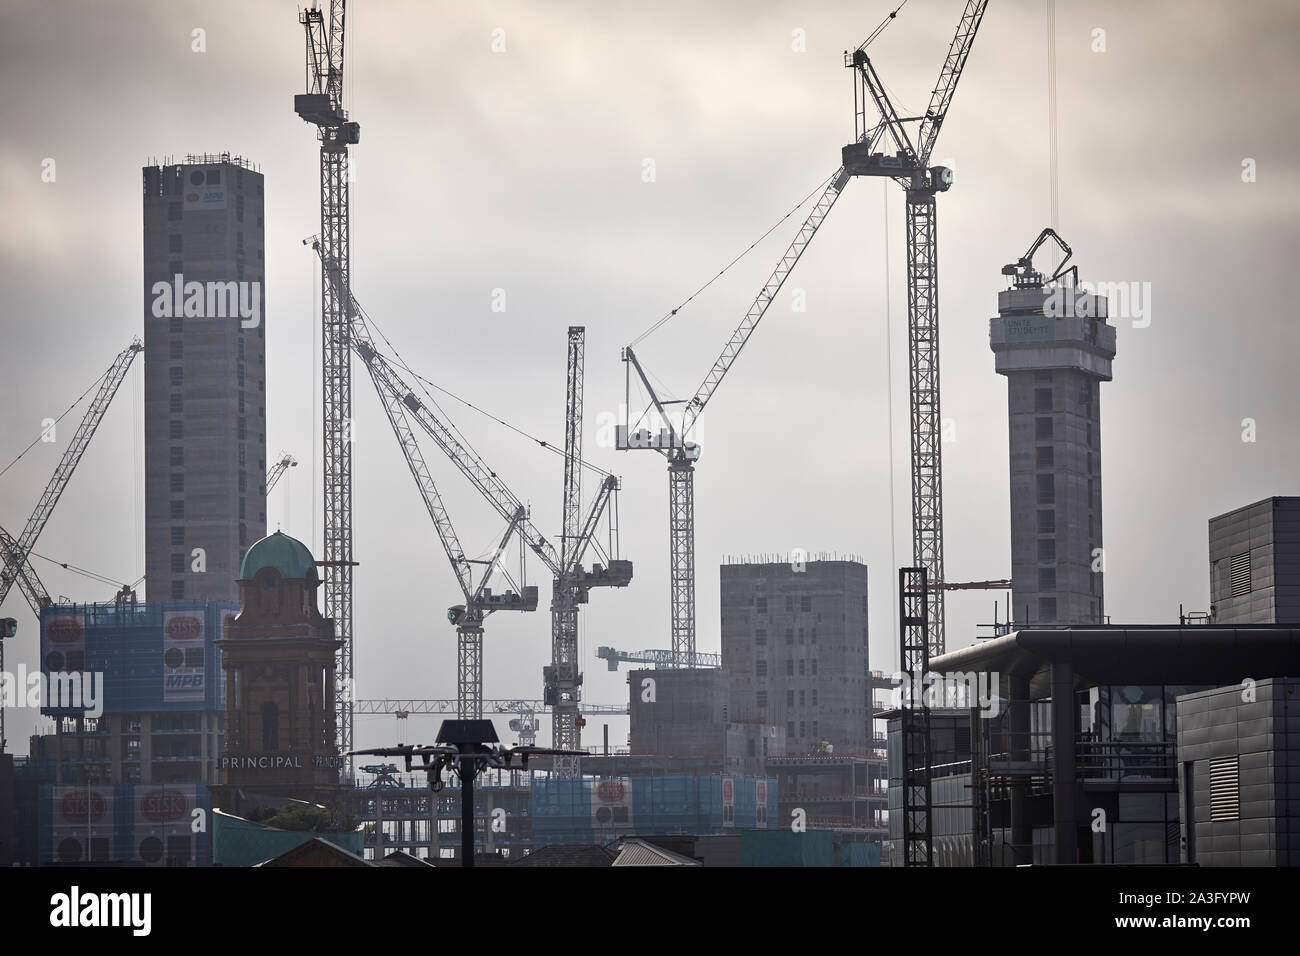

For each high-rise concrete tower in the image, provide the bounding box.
[142,154,267,603]
[990,232,1115,625]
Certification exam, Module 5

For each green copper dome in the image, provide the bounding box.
[240,530,319,583]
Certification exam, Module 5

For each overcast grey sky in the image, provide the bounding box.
[1,0,1298,754]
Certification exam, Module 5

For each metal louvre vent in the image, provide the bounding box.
[1209,756,1240,821]
[1228,552,1252,597]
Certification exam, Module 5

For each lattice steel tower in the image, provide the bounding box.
[296,0,361,766]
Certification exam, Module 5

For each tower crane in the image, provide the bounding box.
[361,337,537,719]
[0,338,141,752]
[296,0,361,763]
[309,243,629,764]
[842,0,989,655]
[0,339,142,613]
[265,451,298,493]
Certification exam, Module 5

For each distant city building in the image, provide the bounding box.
[721,557,870,755]
[1209,496,1300,624]
[28,599,232,865]
[990,258,1115,625]
[142,154,267,604]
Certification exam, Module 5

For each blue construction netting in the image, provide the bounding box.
[39,601,236,714]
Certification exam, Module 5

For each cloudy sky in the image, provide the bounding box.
[1,0,1297,754]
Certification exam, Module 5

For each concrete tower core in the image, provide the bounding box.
[142,155,267,603]
[991,269,1115,625]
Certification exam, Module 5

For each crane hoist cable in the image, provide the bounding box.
[0,363,114,480]
[628,171,837,349]
[625,2,912,353]
[359,302,614,479]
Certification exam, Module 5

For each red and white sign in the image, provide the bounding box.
[163,610,205,702]
[591,778,633,831]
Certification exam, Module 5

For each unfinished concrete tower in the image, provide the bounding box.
[990,230,1115,625]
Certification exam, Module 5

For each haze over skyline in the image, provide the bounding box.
[1,0,1297,753]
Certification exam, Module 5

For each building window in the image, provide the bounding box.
[756,596,767,614]
[812,689,818,707]
[169,393,183,414]
[787,722,796,738]
[1036,445,1054,469]
[170,553,185,573]
[261,701,279,751]
[1035,416,1054,441]
[757,691,767,710]
[170,526,184,546]
[168,234,182,253]
[170,500,184,518]
[238,418,246,440]
[239,497,246,520]
[787,690,795,707]
[798,690,805,709]
[167,202,181,221]
[798,659,805,676]
[169,420,183,440]
[1036,474,1055,505]
[800,595,812,612]
[238,392,245,415]
[1038,538,1056,563]
[169,340,182,360]
[755,629,767,646]
[1039,509,1055,534]
[168,260,182,276]
[785,628,793,645]
[171,580,184,599]
[1038,597,1057,622]
[755,659,767,677]
[170,473,184,493]
[1038,568,1056,591]
[169,317,182,333]
[810,627,817,644]
[1034,387,1053,412]
[169,366,183,386]
[811,658,817,675]
[169,446,184,466]
[785,659,794,677]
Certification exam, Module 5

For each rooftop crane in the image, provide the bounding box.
[842,0,989,656]
[295,0,361,763]
[265,451,298,493]
[0,338,141,752]
[1002,227,1076,290]
[309,243,629,764]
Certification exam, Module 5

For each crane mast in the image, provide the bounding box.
[296,0,361,765]
[843,0,988,656]
[550,328,585,766]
